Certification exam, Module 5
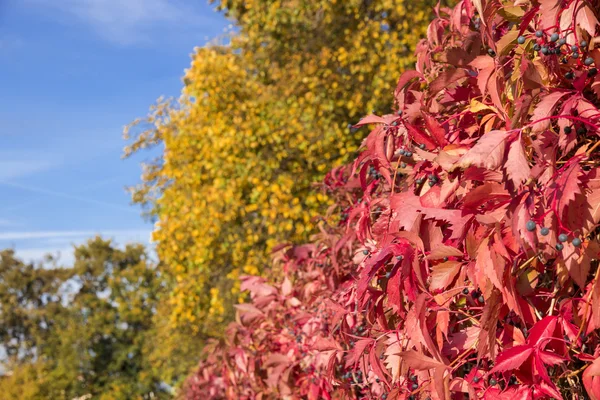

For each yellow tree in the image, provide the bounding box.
[124,0,442,337]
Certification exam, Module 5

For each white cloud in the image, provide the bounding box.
[23,0,216,45]
[0,160,56,180]
[1,229,154,264]
[0,229,151,241]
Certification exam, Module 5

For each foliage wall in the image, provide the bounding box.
[184,0,600,398]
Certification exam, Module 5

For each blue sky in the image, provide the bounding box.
[0,0,228,264]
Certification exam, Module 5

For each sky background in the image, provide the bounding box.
[0,0,228,264]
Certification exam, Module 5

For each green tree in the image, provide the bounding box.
[124,0,441,339]
[0,238,171,399]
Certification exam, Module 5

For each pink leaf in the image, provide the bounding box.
[426,245,464,260]
[530,91,569,133]
[553,163,583,218]
[455,130,510,171]
[583,357,600,400]
[430,261,462,291]
[506,138,530,186]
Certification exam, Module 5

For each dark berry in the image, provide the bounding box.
[526,220,536,232]
[474,376,480,383]
[550,33,559,42]
[463,288,470,295]
[558,233,568,242]
[585,57,594,66]
[572,238,582,247]
[572,45,579,52]
[419,143,426,149]
[411,383,419,390]
[415,178,423,185]
[405,151,413,157]
[589,68,598,77]
[533,44,541,51]
[428,180,435,187]
[398,149,406,155]
[478,295,485,303]
[566,71,574,80]
[401,162,407,168]
[382,395,388,400]
[581,40,588,48]
[558,37,567,46]
[443,257,449,262]
[363,250,369,255]
[554,47,562,55]
[556,243,564,251]
[540,227,550,236]
[488,48,496,57]
[577,126,588,135]
[535,30,544,38]
[518,36,526,45]
[397,110,403,116]
[490,378,497,386]
[541,46,549,55]
[573,52,580,59]
[407,396,414,400]
[396,255,403,261]
[564,126,572,134]
[410,375,418,382]
[561,57,569,64]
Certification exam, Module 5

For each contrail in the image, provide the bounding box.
[0,180,139,214]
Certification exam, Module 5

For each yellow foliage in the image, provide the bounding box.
[124,0,440,336]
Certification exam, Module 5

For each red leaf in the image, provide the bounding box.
[530,91,569,133]
[490,345,534,373]
[395,70,422,98]
[353,114,388,127]
[405,122,438,149]
[346,338,374,366]
[537,350,566,366]
[526,316,558,347]
[553,163,583,218]
[462,182,509,210]
[429,68,469,95]
[424,113,447,147]
[369,346,389,384]
[398,350,445,370]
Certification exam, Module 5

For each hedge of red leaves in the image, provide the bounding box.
[184,1,600,399]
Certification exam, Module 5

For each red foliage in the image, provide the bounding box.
[184,1,600,398]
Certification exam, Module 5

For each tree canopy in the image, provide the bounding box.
[0,238,170,399]
[124,0,440,337]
